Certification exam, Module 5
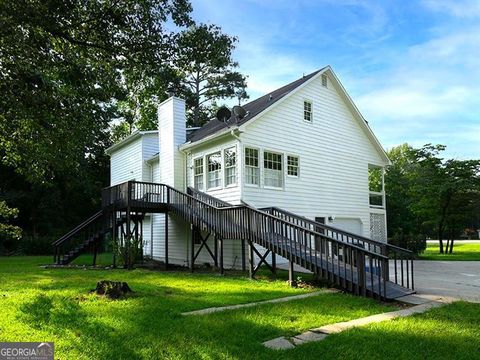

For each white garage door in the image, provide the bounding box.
[331,218,363,236]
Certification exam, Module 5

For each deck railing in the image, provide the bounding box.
[98,181,406,299]
[261,206,414,290]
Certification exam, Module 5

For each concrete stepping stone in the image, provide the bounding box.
[262,295,454,350]
[263,337,295,350]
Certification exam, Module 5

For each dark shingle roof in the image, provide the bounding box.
[188,68,325,143]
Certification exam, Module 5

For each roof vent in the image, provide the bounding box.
[321,74,328,87]
[269,94,273,101]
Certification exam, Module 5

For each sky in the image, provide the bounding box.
[189,0,479,159]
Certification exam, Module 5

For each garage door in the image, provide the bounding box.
[332,218,363,236]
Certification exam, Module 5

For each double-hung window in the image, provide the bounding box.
[287,155,299,177]
[194,158,204,190]
[224,147,237,186]
[304,100,312,122]
[207,152,222,189]
[244,148,259,185]
[264,151,283,188]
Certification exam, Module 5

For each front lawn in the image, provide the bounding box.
[1,256,478,359]
[419,242,480,261]
[0,256,393,359]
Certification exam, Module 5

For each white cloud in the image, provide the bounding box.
[422,0,480,18]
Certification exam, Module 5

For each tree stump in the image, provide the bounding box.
[93,280,133,299]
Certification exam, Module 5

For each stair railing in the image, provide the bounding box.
[52,210,106,264]
[102,181,392,299]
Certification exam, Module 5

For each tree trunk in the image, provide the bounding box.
[438,227,444,254]
[448,230,455,254]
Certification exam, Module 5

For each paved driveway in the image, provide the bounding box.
[404,260,480,302]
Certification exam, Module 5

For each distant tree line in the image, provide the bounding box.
[0,0,247,254]
[385,144,480,254]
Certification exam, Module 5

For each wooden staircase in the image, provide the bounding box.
[53,181,415,300]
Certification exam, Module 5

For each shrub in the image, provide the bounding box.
[389,230,427,255]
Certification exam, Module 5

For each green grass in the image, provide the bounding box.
[1,256,478,359]
[290,301,480,360]
[0,256,393,359]
[419,242,480,261]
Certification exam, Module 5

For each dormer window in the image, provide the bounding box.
[304,100,312,122]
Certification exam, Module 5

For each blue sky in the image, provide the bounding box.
[189,0,479,159]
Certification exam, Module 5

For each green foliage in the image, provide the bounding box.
[0,200,22,254]
[389,230,427,255]
[385,143,480,254]
[175,23,249,126]
[114,236,143,270]
[0,0,193,239]
[368,167,382,192]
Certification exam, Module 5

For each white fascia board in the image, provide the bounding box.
[179,127,239,152]
[105,130,158,156]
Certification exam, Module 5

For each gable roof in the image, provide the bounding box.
[105,130,158,155]
[187,68,326,143]
[183,66,389,165]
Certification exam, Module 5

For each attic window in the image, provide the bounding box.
[303,100,312,122]
[321,74,328,87]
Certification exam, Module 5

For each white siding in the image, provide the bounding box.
[110,138,143,185]
[240,73,387,239]
[109,133,159,186]
[142,134,159,181]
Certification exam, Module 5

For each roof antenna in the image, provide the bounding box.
[215,106,232,128]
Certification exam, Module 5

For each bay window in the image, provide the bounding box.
[207,152,222,189]
[224,147,237,186]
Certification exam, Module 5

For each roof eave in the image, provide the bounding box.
[105,130,158,155]
[179,126,239,152]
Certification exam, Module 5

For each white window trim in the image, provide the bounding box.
[263,149,284,190]
[286,154,300,178]
[193,156,205,191]
[206,151,223,191]
[224,146,237,188]
[244,146,260,187]
[303,99,313,123]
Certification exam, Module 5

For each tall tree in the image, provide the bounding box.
[175,23,248,127]
[385,143,480,254]
[0,0,192,238]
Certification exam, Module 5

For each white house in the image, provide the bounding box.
[105,66,389,269]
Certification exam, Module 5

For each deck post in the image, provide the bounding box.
[288,260,296,287]
[190,224,195,272]
[165,212,169,269]
[112,211,117,268]
[92,238,98,266]
[214,232,218,268]
[248,241,254,279]
[125,208,131,269]
[241,238,246,272]
[271,251,276,278]
[218,236,224,275]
